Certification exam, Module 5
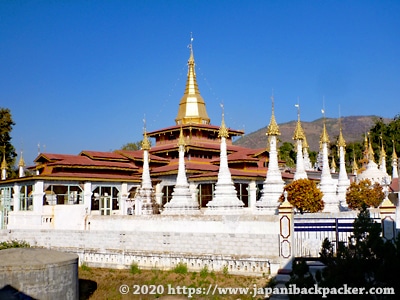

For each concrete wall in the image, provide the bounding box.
[1,214,282,275]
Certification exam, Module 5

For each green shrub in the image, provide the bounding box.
[0,239,30,250]
[130,262,141,274]
[200,265,208,278]
[172,262,188,274]
[80,262,91,272]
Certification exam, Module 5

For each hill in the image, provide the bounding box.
[234,115,389,151]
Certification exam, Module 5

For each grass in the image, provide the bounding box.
[79,266,269,299]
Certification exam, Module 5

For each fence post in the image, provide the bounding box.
[379,194,397,242]
[278,191,294,271]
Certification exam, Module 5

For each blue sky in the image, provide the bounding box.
[1,0,399,165]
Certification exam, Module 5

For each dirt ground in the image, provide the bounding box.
[79,266,270,300]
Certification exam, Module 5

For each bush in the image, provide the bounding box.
[0,239,30,250]
[200,265,209,278]
[130,262,141,274]
[172,262,188,274]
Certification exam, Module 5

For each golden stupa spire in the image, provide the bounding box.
[218,104,229,138]
[1,149,8,170]
[293,102,305,140]
[178,126,186,147]
[352,151,359,174]
[331,156,337,169]
[392,140,398,160]
[320,109,330,144]
[303,136,309,149]
[18,150,25,167]
[141,118,151,151]
[337,118,346,148]
[175,34,210,125]
[266,94,280,136]
[368,133,375,162]
[379,135,386,162]
[1,146,7,170]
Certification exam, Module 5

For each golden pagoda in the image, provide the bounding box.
[175,38,210,125]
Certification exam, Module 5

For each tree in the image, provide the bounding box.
[316,207,399,299]
[279,178,324,213]
[287,207,400,299]
[279,142,296,168]
[0,108,17,178]
[120,142,142,151]
[368,115,400,175]
[120,139,153,151]
[346,179,385,210]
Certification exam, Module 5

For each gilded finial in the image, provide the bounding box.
[320,109,330,144]
[218,103,229,138]
[141,118,151,151]
[352,152,359,174]
[380,135,386,159]
[178,126,186,147]
[392,140,398,160]
[1,146,7,170]
[293,101,305,140]
[303,136,309,149]
[266,94,280,136]
[331,156,337,169]
[18,150,25,167]
[337,117,346,148]
[368,133,374,162]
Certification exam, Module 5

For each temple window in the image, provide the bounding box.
[161,185,174,207]
[234,183,249,207]
[91,186,120,215]
[0,186,13,228]
[19,185,33,211]
[198,183,214,207]
[44,184,83,205]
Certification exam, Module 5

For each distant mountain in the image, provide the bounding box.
[234,116,390,151]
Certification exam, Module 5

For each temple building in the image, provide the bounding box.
[0,42,289,229]
[0,40,398,231]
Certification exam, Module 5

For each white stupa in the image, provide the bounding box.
[205,108,244,214]
[336,124,350,210]
[293,104,308,180]
[392,142,398,179]
[163,127,200,214]
[303,137,313,171]
[358,137,391,187]
[318,111,339,213]
[134,127,157,215]
[256,96,284,214]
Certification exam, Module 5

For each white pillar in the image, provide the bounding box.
[83,182,92,214]
[12,184,20,212]
[32,181,45,213]
[120,183,128,215]
[294,139,307,180]
[248,180,257,210]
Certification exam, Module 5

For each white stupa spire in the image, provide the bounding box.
[336,120,350,210]
[256,95,284,214]
[206,105,244,214]
[293,103,307,180]
[134,120,157,215]
[318,109,339,213]
[392,141,398,179]
[379,135,387,175]
[163,127,200,214]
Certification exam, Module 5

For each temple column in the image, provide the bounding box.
[12,184,20,212]
[32,181,45,213]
